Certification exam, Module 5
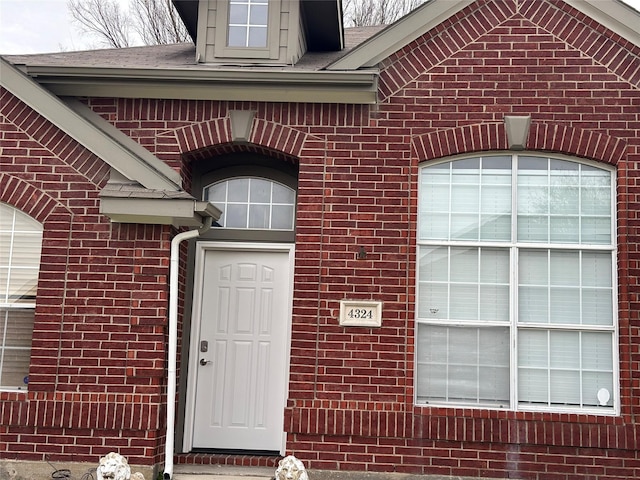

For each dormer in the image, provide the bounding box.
[173,0,344,65]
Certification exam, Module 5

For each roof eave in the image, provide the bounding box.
[566,0,640,46]
[100,196,222,227]
[18,65,379,104]
[0,57,182,191]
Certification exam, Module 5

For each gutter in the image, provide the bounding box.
[15,65,379,104]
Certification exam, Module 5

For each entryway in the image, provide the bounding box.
[184,243,293,453]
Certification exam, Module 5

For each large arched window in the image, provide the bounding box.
[416,154,617,414]
[0,203,43,391]
[204,176,296,230]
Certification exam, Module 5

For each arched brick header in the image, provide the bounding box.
[171,117,308,159]
[173,118,232,154]
[249,119,306,158]
[412,123,508,161]
[528,123,627,166]
[0,174,71,225]
[412,122,627,165]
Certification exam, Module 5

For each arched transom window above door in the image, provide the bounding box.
[204,177,296,230]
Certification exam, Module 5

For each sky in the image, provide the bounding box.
[0,0,639,55]
[0,0,131,54]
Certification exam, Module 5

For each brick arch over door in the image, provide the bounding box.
[411,122,627,166]
[170,117,310,159]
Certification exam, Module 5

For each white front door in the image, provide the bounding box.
[190,244,292,452]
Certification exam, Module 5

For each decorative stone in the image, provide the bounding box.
[504,115,531,150]
[275,455,309,480]
[96,452,145,480]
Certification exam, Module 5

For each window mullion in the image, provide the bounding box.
[445,327,450,402]
[0,308,7,386]
[511,245,518,410]
[579,331,584,408]
[448,164,453,241]
[511,153,518,411]
[476,328,481,404]
[547,330,552,407]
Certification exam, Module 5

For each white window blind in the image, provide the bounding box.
[0,203,43,390]
[417,155,617,413]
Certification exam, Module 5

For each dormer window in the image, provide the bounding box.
[228,0,269,48]
[214,0,280,60]
[182,0,344,66]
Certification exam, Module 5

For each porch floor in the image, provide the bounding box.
[172,464,275,479]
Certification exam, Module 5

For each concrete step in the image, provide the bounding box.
[172,464,275,480]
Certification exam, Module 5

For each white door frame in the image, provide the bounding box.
[182,241,294,453]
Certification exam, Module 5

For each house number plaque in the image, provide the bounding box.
[339,300,382,327]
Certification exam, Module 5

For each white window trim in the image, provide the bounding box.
[214,0,280,60]
[415,152,619,415]
[204,176,296,231]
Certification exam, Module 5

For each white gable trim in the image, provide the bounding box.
[0,57,182,191]
[327,0,640,71]
[566,0,640,46]
[327,0,474,70]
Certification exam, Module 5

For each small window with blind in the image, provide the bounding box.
[0,203,43,391]
[416,155,618,414]
[204,176,296,230]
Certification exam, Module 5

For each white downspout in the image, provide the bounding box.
[164,217,213,480]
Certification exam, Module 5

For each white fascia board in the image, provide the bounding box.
[64,98,182,187]
[566,0,640,47]
[327,0,474,70]
[18,65,379,104]
[100,197,222,227]
[0,57,182,191]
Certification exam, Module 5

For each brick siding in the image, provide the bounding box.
[1,0,639,477]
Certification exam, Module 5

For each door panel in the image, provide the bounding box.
[192,248,290,451]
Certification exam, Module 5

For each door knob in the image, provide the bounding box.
[199,358,212,366]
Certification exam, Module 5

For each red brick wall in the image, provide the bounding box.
[0,89,171,465]
[280,1,640,477]
[1,0,639,477]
